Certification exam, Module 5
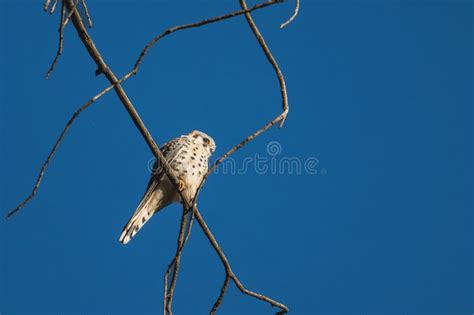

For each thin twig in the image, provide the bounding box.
[164,206,190,315]
[62,0,193,214]
[163,265,168,315]
[190,111,287,221]
[163,259,176,315]
[192,0,291,194]
[164,201,197,314]
[208,112,287,177]
[183,207,194,246]
[163,208,195,313]
[210,275,230,314]
[7,0,281,218]
[239,0,289,128]
[43,0,51,11]
[9,1,291,313]
[163,198,199,314]
[133,0,289,230]
[280,0,300,29]
[133,0,282,74]
[187,0,292,312]
[81,0,93,28]
[45,0,66,79]
[193,205,289,313]
[49,0,59,15]
[142,0,289,311]
[5,73,133,219]
[63,0,80,27]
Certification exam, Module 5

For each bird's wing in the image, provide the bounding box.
[145,136,182,191]
[119,137,184,244]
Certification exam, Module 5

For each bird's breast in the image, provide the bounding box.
[170,142,209,199]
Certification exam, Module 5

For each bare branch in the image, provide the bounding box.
[188,2,292,312]
[136,0,290,311]
[208,112,286,177]
[210,275,230,314]
[183,207,194,246]
[61,1,195,217]
[196,0,290,184]
[193,205,289,313]
[60,0,286,212]
[239,0,289,127]
[43,0,51,12]
[49,0,59,15]
[45,0,82,79]
[45,0,66,79]
[81,0,93,28]
[5,73,133,219]
[7,0,282,220]
[163,202,198,314]
[133,0,282,74]
[8,1,291,313]
[280,0,300,29]
[63,0,80,27]
[163,206,191,315]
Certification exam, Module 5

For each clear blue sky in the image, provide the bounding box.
[1,0,472,314]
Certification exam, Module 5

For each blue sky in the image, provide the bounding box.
[1,0,473,314]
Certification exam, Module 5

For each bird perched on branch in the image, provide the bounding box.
[119,130,216,244]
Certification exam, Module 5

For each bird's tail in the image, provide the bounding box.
[119,181,169,245]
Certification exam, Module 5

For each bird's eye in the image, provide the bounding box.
[203,138,210,144]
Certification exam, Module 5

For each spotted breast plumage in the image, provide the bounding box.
[119,130,216,244]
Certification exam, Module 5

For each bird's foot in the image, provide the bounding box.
[177,179,186,192]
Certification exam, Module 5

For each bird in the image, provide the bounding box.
[119,130,216,244]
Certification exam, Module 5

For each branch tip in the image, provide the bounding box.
[43,0,51,11]
[49,0,58,15]
[13,1,291,313]
[280,0,300,29]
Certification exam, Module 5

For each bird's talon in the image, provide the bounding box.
[178,179,186,192]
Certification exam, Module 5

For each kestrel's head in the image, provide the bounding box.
[189,130,216,154]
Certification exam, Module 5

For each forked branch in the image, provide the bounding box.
[5,72,133,219]
[7,0,280,220]
[163,206,193,315]
[44,0,65,79]
[194,205,289,313]
[7,0,295,313]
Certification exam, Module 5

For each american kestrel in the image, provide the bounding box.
[119,130,216,244]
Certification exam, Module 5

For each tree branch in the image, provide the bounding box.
[210,275,230,314]
[132,0,283,74]
[187,1,292,312]
[61,0,193,211]
[48,0,59,15]
[5,73,133,219]
[45,0,66,79]
[163,206,192,315]
[43,0,51,12]
[81,0,93,28]
[60,2,288,313]
[63,0,80,27]
[280,0,300,29]
[239,0,289,127]
[7,1,292,313]
[194,205,289,313]
[7,0,281,219]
